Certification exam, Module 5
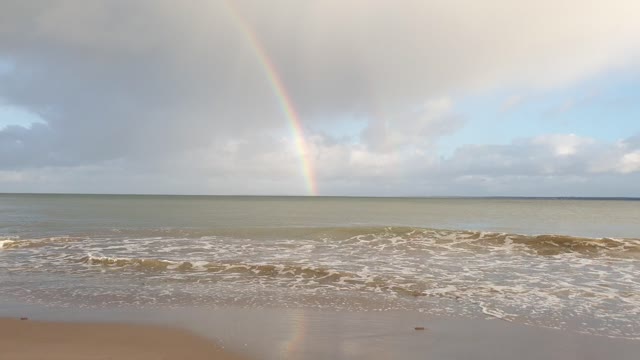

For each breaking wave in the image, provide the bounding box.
[0,236,83,249]
[3,227,639,258]
[74,254,428,296]
[304,226,640,258]
[2,226,639,339]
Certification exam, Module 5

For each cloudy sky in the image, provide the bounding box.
[1,0,639,196]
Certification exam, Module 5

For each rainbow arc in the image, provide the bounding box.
[225,2,318,196]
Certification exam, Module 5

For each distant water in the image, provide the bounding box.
[1,194,639,339]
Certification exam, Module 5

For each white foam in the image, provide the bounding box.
[478,302,515,321]
[2,227,639,339]
[426,285,455,293]
[0,239,16,248]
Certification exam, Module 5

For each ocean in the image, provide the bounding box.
[1,194,639,339]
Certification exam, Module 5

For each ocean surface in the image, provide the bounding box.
[1,194,639,339]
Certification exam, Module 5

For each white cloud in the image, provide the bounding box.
[616,151,640,174]
[0,170,24,182]
[532,134,594,157]
[1,131,639,196]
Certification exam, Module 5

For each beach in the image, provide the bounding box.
[0,318,244,360]
[2,307,640,360]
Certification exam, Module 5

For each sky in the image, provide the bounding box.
[1,0,639,196]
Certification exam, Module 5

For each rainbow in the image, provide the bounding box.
[224,1,318,196]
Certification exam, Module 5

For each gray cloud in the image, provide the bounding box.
[1,131,639,196]
[361,97,463,152]
[311,133,640,196]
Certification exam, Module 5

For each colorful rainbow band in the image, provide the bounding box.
[224,1,318,196]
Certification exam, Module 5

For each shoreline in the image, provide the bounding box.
[0,317,245,360]
[2,303,640,360]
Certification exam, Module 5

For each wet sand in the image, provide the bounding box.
[0,318,245,360]
[2,304,640,360]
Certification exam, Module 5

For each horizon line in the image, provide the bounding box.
[1,192,639,200]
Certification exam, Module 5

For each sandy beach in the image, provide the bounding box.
[3,305,640,360]
[0,318,244,360]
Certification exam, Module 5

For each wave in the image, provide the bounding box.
[74,254,427,296]
[0,239,18,248]
[311,227,640,258]
[77,254,351,279]
[0,236,83,249]
[4,226,639,258]
[78,255,176,270]
[499,234,640,256]
[288,227,636,258]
